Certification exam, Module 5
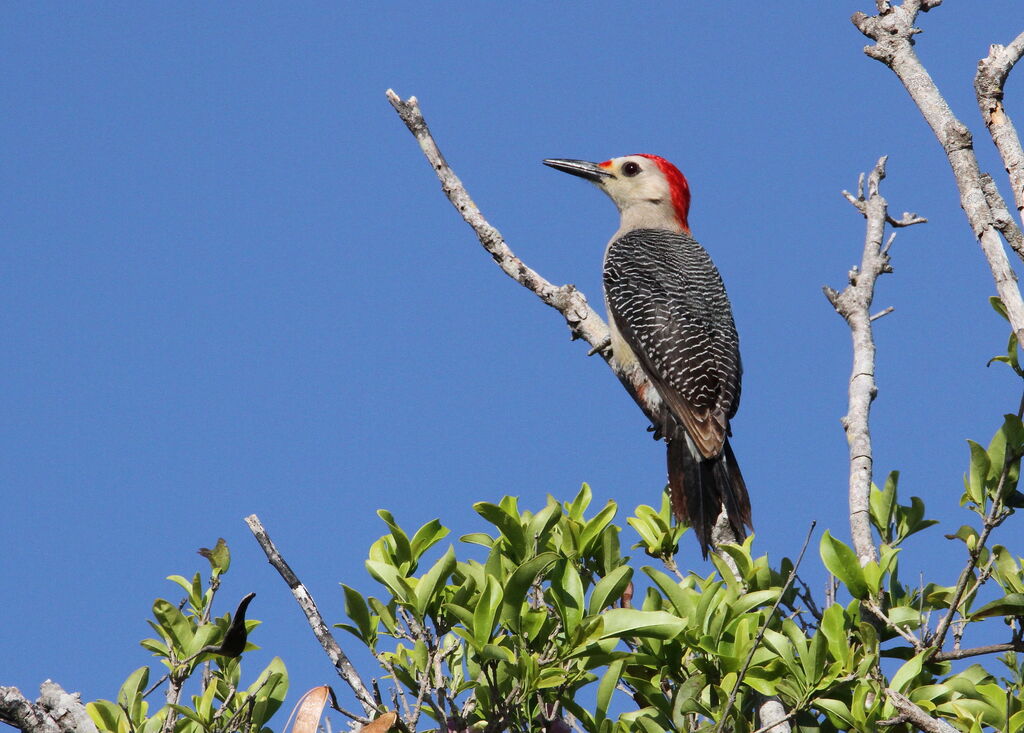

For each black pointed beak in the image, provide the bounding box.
[543,158,613,183]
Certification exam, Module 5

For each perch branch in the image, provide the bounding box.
[852,2,1024,342]
[244,514,378,716]
[825,157,924,565]
[0,682,98,733]
[385,89,742,548]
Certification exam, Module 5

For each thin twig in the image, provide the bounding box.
[865,599,922,651]
[244,514,378,715]
[712,522,816,733]
[933,639,1024,662]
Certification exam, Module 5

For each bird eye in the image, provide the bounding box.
[622,161,641,177]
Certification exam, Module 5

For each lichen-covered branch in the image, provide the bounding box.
[824,157,925,565]
[976,31,1024,233]
[244,514,378,717]
[0,682,98,733]
[852,2,1024,342]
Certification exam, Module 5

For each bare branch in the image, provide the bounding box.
[0,682,98,733]
[976,31,1024,231]
[865,599,923,651]
[826,156,922,565]
[884,689,958,733]
[244,514,378,716]
[852,3,1024,343]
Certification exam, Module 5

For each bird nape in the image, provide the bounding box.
[544,154,752,558]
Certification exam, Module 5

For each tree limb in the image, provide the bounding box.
[852,2,1024,343]
[0,682,98,733]
[825,157,924,565]
[884,689,958,733]
[244,514,378,716]
[976,31,1024,232]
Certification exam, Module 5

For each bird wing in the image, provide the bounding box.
[604,229,741,458]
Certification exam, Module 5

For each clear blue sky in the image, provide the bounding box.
[4,1,1023,723]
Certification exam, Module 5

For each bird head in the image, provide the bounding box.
[543,154,691,233]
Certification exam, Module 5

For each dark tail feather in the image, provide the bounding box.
[667,437,752,559]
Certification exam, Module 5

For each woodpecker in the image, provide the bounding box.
[544,154,751,557]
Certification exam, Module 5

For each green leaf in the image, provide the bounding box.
[991,295,1010,321]
[820,531,868,599]
[580,501,618,553]
[413,545,456,619]
[87,700,127,732]
[474,501,528,561]
[967,440,990,505]
[890,652,925,694]
[248,657,288,727]
[502,552,560,625]
[527,495,562,544]
[588,566,634,616]
[671,673,708,726]
[365,560,415,605]
[814,698,855,728]
[459,532,494,548]
[410,519,449,563]
[595,659,624,725]
[642,567,694,619]
[595,609,685,640]
[473,575,503,648]
[550,560,585,634]
[117,667,149,708]
[870,472,898,542]
[197,538,231,575]
[820,603,851,667]
[567,483,593,521]
[377,510,413,570]
[970,593,1024,620]
[341,584,372,643]
[151,599,193,656]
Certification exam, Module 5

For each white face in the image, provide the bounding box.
[596,155,673,210]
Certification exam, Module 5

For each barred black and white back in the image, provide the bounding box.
[604,228,751,556]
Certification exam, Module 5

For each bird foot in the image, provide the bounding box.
[587,336,612,357]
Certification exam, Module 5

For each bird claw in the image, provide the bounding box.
[646,424,664,441]
[587,336,612,356]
